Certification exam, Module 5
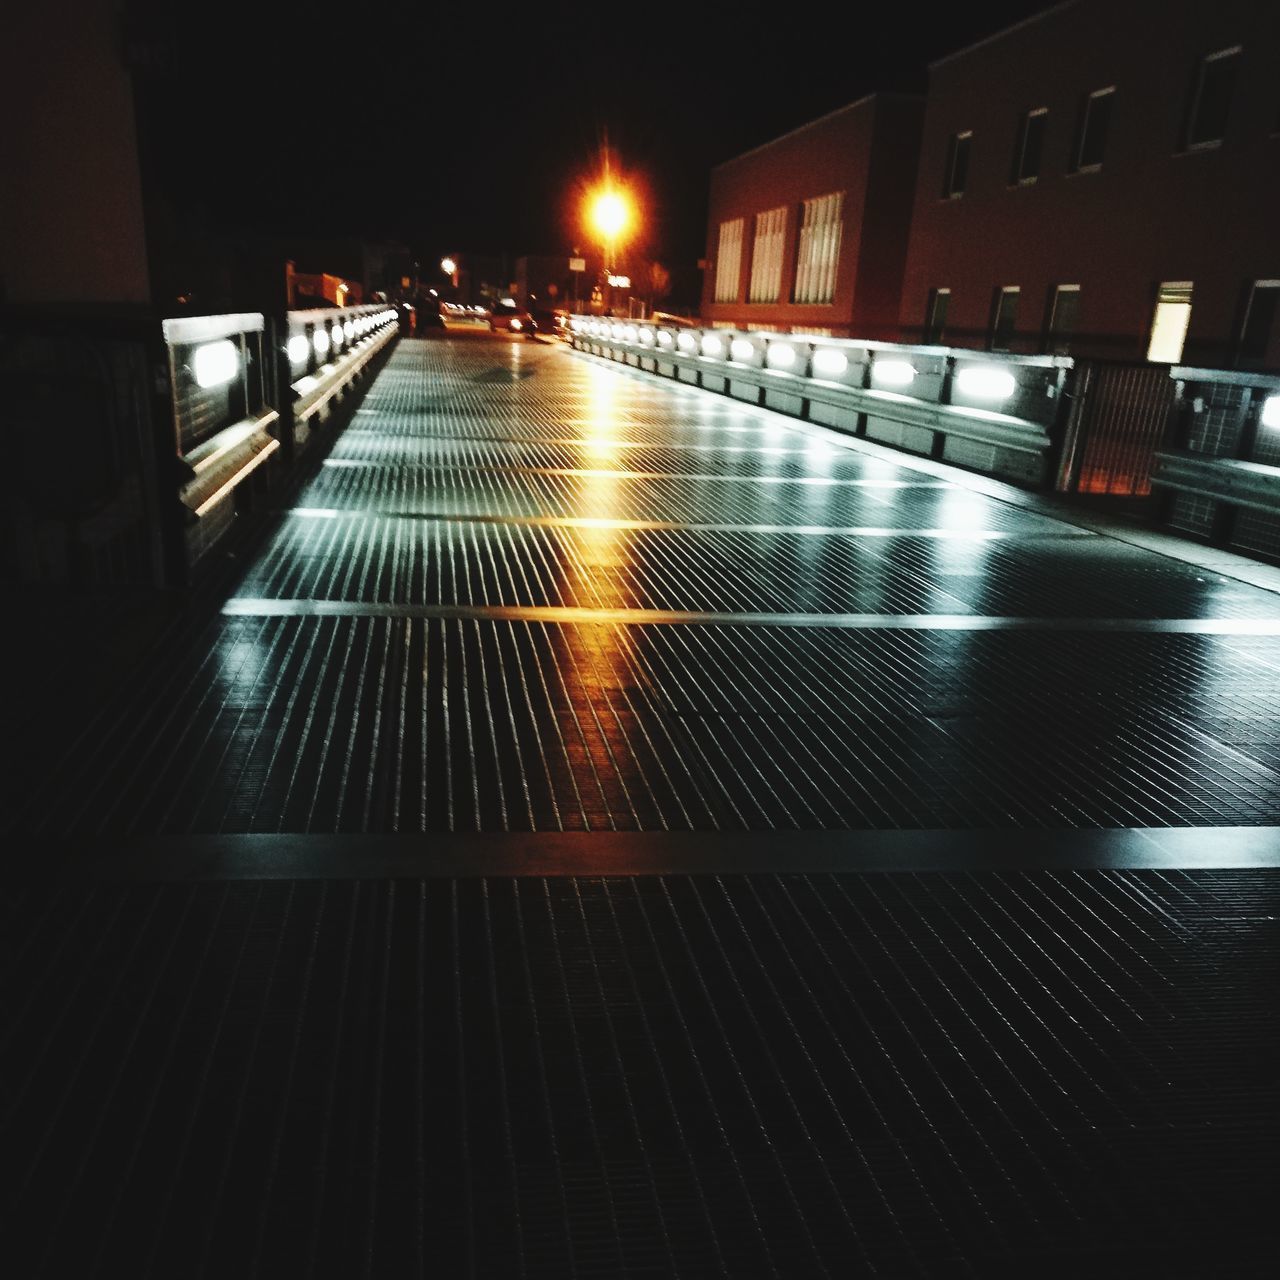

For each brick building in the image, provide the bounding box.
[704,0,1280,370]
[700,95,925,338]
[900,0,1280,367]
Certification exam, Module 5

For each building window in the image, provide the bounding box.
[714,218,744,303]
[924,288,951,344]
[1147,282,1193,363]
[1183,47,1242,149]
[942,131,972,198]
[748,207,787,304]
[1073,87,1115,171]
[792,192,843,305]
[1045,284,1080,353]
[1238,280,1280,365]
[1011,108,1048,184]
[990,287,1020,351]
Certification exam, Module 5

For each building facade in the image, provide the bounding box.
[703,0,1279,372]
[899,0,1280,368]
[700,95,925,338]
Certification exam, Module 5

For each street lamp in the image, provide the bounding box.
[587,186,634,315]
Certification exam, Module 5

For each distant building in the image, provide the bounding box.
[703,0,1280,371]
[701,95,925,339]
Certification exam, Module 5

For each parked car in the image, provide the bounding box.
[489,299,535,334]
[530,307,571,339]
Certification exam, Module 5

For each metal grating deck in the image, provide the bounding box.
[4,335,1278,1275]
[1,869,1275,1277]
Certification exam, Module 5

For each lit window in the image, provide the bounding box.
[924,288,950,344]
[1147,282,1193,363]
[1011,108,1048,184]
[714,218,744,303]
[1073,87,1114,171]
[792,192,844,305]
[1184,47,1241,149]
[943,131,972,198]
[990,287,1020,352]
[748,207,787,304]
[1045,285,1080,354]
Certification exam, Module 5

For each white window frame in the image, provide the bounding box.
[943,131,972,198]
[991,286,1020,351]
[1074,86,1115,173]
[792,192,844,305]
[1046,284,1081,352]
[748,207,787,304]
[1012,108,1048,185]
[714,218,745,304]
[1184,46,1242,151]
[925,287,951,343]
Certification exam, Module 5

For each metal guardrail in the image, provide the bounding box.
[1152,367,1280,555]
[570,316,1073,486]
[284,305,399,441]
[160,305,399,571]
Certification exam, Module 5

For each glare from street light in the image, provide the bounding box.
[441,257,457,276]
[590,191,630,241]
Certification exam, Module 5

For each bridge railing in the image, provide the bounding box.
[163,311,281,568]
[1152,367,1280,558]
[284,304,399,444]
[570,316,1073,487]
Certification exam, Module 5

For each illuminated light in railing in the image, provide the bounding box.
[677,332,698,353]
[611,323,625,339]
[955,366,1017,401]
[812,348,848,377]
[192,339,240,389]
[701,334,724,358]
[871,359,917,388]
[571,318,583,333]
[657,331,674,348]
[622,325,638,342]
[287,335,311,365]
[1262,396,1280,429]
[510,318,523,331]
[331,325,344,348]
[344,320,355,340]
[730,338,755,362]
[638,328,655,345]
[313,329,330,356]
[766,344,796,369]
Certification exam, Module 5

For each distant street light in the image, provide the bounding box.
[440,256,457,277]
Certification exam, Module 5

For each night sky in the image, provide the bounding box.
[143,0,1057,274]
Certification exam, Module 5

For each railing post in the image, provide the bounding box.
[145,326,188,589]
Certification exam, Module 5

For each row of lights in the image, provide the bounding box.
[286,308,398,368]
[576,318,1023,403]
[575,318,1280,419]
[190,310,400,390]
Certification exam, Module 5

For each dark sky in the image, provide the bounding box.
[143,0,1059,270]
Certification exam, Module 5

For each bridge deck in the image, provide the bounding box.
[3,336,1277,1275]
